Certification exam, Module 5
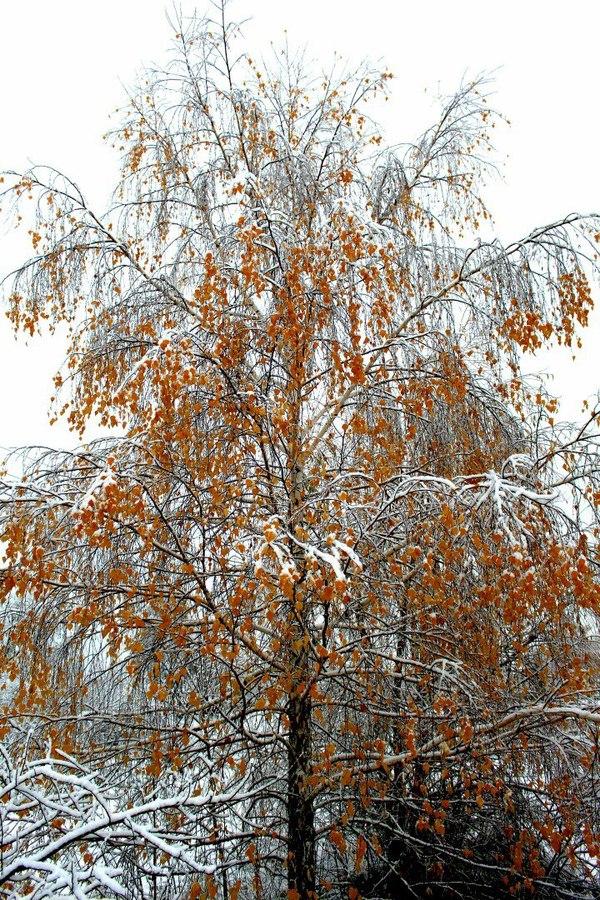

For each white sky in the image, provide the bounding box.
[1,0,599,452]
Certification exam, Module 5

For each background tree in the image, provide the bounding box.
[1,6,600,898]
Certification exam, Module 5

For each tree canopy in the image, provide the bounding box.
[1,6,600,898]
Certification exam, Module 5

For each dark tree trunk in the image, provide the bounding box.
[286,450,317,898]
[287,673,317,898]
[287,378,317,900]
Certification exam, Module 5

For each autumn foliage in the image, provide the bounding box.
[1,7,600,898]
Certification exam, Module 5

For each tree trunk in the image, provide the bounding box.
[287,669,317,898]
[286,448,317,898]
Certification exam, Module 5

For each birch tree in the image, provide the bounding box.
[1,6,600,898]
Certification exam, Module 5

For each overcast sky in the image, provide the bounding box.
[1,0,599,451]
